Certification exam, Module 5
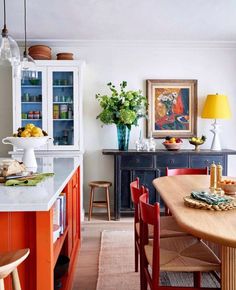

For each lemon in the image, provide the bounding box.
[21,130,31,137]
[25,123,35,131]
[31,127,43,137]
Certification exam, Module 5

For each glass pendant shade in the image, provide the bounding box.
[21,53,38,80]
[0,34,20,65]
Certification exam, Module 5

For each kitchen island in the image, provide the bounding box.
[0,156,82,290]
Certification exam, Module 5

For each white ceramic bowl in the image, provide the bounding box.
[162,142,181,151]
[2,136,51,171]
[2,136,50,149]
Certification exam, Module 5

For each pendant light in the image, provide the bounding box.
[21,0,37,80]
[0,0,21,74]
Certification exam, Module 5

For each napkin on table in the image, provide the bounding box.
[191,191,231,205]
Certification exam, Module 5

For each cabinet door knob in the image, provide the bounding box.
[169,159,174,165]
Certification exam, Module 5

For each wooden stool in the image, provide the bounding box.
[88,181,112,221]
[0,248,29,290]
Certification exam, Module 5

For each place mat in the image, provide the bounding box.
[5,173,54,186]
[184,195,236,211]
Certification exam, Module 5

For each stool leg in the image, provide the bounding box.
[0,279,5,290]
[106,187,111,221]
[88,187,94,221]
[12,268,21,290]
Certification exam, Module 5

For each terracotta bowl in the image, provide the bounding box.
[163,142,181,151]
[29,45,51,53]
[29,53,51,60]
[57,53,74,60]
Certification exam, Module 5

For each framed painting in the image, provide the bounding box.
[146,79,197,138]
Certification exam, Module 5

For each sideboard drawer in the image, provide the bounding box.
[120,155,154,169]
[156,154,188,168]
[190,155,224,168]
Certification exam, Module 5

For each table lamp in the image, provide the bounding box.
[201,94,231,151]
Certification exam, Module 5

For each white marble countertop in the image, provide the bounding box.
[0,156,81,212]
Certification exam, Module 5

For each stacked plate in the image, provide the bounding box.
[57,53,74,60]
[28,45,52,60]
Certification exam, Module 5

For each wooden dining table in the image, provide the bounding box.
[153,175,236,290]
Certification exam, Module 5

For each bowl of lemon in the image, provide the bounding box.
[2,124,51,171]
[189,135,206,151]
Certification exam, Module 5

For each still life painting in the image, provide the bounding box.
[146,79,197,138]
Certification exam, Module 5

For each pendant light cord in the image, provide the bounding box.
[23,0,27,57]
[2,0,7,36]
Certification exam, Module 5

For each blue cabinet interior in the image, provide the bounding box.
[21,72,42,128]
[53,71,74,146]
[20,71,75,146]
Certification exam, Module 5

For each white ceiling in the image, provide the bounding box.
[1,0,236,41]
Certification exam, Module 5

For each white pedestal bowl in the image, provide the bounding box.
[2,136,51,172]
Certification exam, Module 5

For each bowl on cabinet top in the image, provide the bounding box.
[57,53,74,60]
[28,45,51,53]
[162,142,182,151]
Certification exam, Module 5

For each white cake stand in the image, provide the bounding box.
[2,136,51,172]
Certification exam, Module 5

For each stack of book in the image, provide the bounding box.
[53,193,67,243]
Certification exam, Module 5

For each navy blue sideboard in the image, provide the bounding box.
[102,149,236,220]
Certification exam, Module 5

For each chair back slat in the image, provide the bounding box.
[130,177,141,205]
[139,191,160,288]
[166,167,208,176]
[130,177,142,224]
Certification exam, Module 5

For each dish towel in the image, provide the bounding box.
[5,173,54,186]
[191,191,231,205]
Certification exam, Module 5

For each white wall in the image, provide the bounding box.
[0,63,13,156]
[52,41,236,213]
[1,41,236,213]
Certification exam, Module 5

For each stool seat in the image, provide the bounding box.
[88,180,112,221]
[89,181,112,188]
[0,248,29,290]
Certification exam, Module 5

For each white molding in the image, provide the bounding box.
[16,39,236,49]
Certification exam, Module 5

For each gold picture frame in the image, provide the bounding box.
[146,79,197,138]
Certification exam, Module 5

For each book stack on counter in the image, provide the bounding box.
[53,193,67,243]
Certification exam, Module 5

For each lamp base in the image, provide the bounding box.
[210,119,221,151]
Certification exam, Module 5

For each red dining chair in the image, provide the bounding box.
[166,167,208,176]
[130,178,189,272]
[139,191,221,290]
[165,167,208,215]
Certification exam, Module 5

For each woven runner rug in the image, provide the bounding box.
[96,230,220,290]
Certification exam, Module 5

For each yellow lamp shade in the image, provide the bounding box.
[201,94,231,119]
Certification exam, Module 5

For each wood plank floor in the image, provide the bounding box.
[72,215,133,290]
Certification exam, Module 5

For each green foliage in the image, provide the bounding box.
[96,81,147,127]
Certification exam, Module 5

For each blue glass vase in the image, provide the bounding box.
[116,124,130,151]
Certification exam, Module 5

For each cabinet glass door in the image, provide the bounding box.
[21,72,43,129]
[49,69,78,149]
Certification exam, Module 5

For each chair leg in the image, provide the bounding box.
[0,279,4,290]
[12,268,21,290]
[135,240,138,272]
[88,187,94,221]
[194,272,201,288]
[106,187,111,221]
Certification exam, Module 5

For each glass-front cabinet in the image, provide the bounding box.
[13,60,84,151]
